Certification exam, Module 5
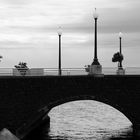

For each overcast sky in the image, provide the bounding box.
[0,0,140,68]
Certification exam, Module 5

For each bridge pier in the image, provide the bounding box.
[22,115,50,140]
[16,112,50,140]
[133,124,140,137]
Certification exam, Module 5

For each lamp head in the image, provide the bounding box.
[93,8,99,19]
[119,32,123,38]
[57,27,62,35]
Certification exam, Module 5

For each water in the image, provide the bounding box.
[45,100,133,140]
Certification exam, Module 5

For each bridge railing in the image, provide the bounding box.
[0,67,139,76]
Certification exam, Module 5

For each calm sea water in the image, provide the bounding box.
[43,100,133,140]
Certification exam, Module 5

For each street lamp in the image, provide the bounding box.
[87,8,102,75]
[116,32,125,75]
[92,8,100,65]
[57,27,62,76]
[119,32,123,68]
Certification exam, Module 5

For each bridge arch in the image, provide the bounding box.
[17,95,133,140]
[43,94,133,125]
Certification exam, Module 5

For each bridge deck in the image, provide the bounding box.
[0,75,140,136]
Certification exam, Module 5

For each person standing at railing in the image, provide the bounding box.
[0,55,3,62]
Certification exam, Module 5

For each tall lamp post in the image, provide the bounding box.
[89,8,102,75]
[57,27,62,76]
[116,32,125,75]
[119,32,123,68]
[92,8,100,65]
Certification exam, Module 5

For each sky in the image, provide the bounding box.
[0,0,140,68]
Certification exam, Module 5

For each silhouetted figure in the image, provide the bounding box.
[0,55,3,62]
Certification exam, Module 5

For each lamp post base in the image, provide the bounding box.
[116,67,125,75]
[89,64,102,75]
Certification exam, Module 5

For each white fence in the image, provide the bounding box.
[0,67,139,76]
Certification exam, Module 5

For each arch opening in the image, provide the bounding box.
[48,100,133,139]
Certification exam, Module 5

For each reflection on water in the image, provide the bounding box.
[47,100,133,140]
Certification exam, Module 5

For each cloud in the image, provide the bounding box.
[0,0,34,6]
[0,0,139,67]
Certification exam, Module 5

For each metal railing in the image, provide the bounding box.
[0,67,139,76]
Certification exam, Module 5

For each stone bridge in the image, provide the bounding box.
[0,75,140,139]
